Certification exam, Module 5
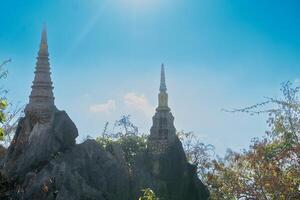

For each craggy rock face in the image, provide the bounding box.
[130,137,210,200]
[156,138,210,200]
[21,140,130,200]
[0,111,208,200]
[1,111,130,200]
[0,145,5,160]
[3,111,78,181]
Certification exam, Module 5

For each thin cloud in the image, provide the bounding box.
[89,99,116,114]
[124,92,155,117]
[294,78,300,85]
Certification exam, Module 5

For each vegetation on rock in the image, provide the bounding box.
[96,115,148,167]
[97,82,300,199]
[1,59,299,199]
[0,59,22,145]
[138,188,160,200]
[0,59,10,141]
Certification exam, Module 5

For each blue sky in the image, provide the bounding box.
[1,0,300,154]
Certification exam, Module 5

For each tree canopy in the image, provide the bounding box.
[181,82,300,199]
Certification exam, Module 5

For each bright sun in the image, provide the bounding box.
[119,0,161,10]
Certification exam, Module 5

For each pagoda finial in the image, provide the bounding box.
[39,24,48,55]
[160,63,167,92]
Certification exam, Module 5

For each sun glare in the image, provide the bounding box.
[118,0,161,11]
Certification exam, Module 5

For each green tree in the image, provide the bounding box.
[95,82,300,199]
[177,130,215,182]
[192,82,300,199]
[138,188,159,200]
[0,59,23,145]
[0,59,10,141]
[96,115,147,166]
[178,82,300,199]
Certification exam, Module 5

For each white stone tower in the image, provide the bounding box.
[24,26,57,122]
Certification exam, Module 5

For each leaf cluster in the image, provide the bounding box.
[0,60,23,144]
[138,188,159,200]
[96,115,148,167]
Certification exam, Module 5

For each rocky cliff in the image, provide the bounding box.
[0,111,130,200]
[0,111,209,200]
[129,137,209,200]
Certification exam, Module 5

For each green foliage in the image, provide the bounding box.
[117,134,147,164]
[95,82,300,199]
[96,133,148,165]
[0,59,22,144]
[0,129,4,141]
[0,98,8,140]
[0,60,10,141]
[178,82,300,199]
[177,130,215,181]
[138,188,159,200]
[96,115,147,166]
[203,82,300,199]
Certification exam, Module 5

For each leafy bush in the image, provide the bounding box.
[0,59,23,145]
[96,115,147,166]
[138,188,159,200]
[0,60,9,141]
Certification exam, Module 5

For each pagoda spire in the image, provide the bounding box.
[149,64,176,156]
[160,63,167,92]
[25,26,56,121]
[157,63,169,110]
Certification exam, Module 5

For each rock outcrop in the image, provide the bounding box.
[0,111,130,200]
[0,145,5,161]
[130,137,209,200]
[2,111,78,182]
[0,28,209,200]
[21,139,129,200]
[0,111,209,200]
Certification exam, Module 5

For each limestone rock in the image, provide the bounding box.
[21,140,130,200]
[131,137,210,200]
[0,111,130,200]
[0,145,5,161]
[154,138,209,200]
[0,113,208,200]
[2,110,78,182]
